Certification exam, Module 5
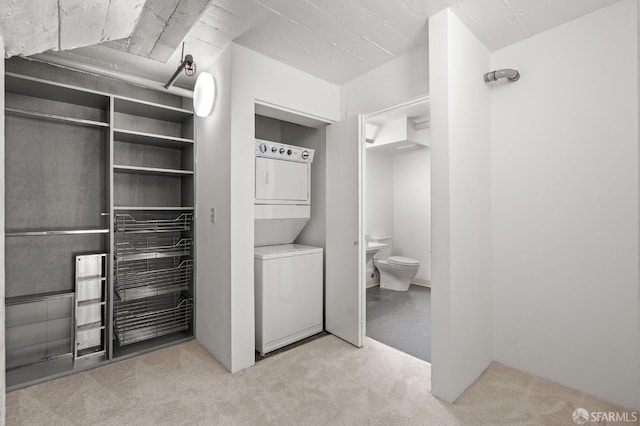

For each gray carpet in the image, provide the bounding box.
[7,337,630,425]
[366,284,431,362]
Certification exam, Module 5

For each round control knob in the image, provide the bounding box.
[271,146,278,153]
[301,151,310,160]
[287,149,292,155]
[279,148,285,154]
[258,143,267,153]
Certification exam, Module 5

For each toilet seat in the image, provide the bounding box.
[387,256,419,266]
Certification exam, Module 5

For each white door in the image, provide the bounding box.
[255,157,310,203]
[325,115,364,347]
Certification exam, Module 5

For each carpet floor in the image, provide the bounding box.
[366,284,431,362]
[6,336,632,425]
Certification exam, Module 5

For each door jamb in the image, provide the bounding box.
[359,94,431,341]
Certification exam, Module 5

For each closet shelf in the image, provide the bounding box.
[6,73,109,109]
[114,129,193,148]
[6,107,109,128]
[114,294,193,346]
[77,322,105,332]
[115,237,193,262]
[77,299,106,307]
[113,165,194,177]
[114,206,194,211]
[6,291,75,306]
[5,228,109,237]
[115,213,192,233]
[114,96,193,123]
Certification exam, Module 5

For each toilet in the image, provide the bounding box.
[371,236,420,291]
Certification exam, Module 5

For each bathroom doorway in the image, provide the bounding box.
[362,97,432,363]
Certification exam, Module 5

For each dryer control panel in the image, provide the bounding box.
[255,139,315,163]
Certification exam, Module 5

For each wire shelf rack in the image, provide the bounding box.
[114,293,192,346]
[115,213,192,233]
[115,259,193,301]
[115,235,192,262]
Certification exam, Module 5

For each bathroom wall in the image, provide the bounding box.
[365,149,394,281]
[393,148,431,282]
[365,141,430,283]
[365,150,394,243]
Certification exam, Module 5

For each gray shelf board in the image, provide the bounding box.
[114,206,194,211]
[6,73,109,109]
[77,299,106,307]
[6,290,75,306]
[114,96,193,123]
[77,276,107,282]
[6,107,110,128]
[5,228,110,237]
[114,128,193,148]
[77,322,105,332]
[113,165,194,177]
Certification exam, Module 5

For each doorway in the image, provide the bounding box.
[362,97,431,362]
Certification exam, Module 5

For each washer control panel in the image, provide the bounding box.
[255,139,314,163]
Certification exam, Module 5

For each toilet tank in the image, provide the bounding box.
[370,235,392,259]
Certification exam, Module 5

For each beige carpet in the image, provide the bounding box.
[6,336,633,425]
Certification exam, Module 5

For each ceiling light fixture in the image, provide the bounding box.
[193,72,216,117]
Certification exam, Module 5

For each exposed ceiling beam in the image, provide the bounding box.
[0,0,145,58]
[107,0,212,63]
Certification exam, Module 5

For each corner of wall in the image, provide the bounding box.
[0,29,6,426]
[195,46,234,371]
[429,7,494,403]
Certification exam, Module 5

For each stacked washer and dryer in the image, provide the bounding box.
[254,139,323,355]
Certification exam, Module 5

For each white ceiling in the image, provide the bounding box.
[13,0,624,88]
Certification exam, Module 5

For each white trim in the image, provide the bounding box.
[365,94,430,122]
[412,279,431,288]
[254,99,335,127]
[366,279,380,288]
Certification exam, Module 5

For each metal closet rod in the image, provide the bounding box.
[6,229,109,237]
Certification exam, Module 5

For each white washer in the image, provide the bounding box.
[254,244,323,355]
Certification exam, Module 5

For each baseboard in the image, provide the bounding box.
[367,278,430,288]
[366,279,380,288]
[412,278,431,287]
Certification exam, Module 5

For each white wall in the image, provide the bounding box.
[365,150,394,240]
[341,45,429,118]
[0,31,6,426]
[491,0,639,410]
[195,47,233,370]
[429,9,493,403]
[227,43,340,372]
[394,149,431,282]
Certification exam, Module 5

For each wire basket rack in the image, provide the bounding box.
[115,259,193,301]
[115,213,193,234]
[115,235,192,262]
[114,293,193,346]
